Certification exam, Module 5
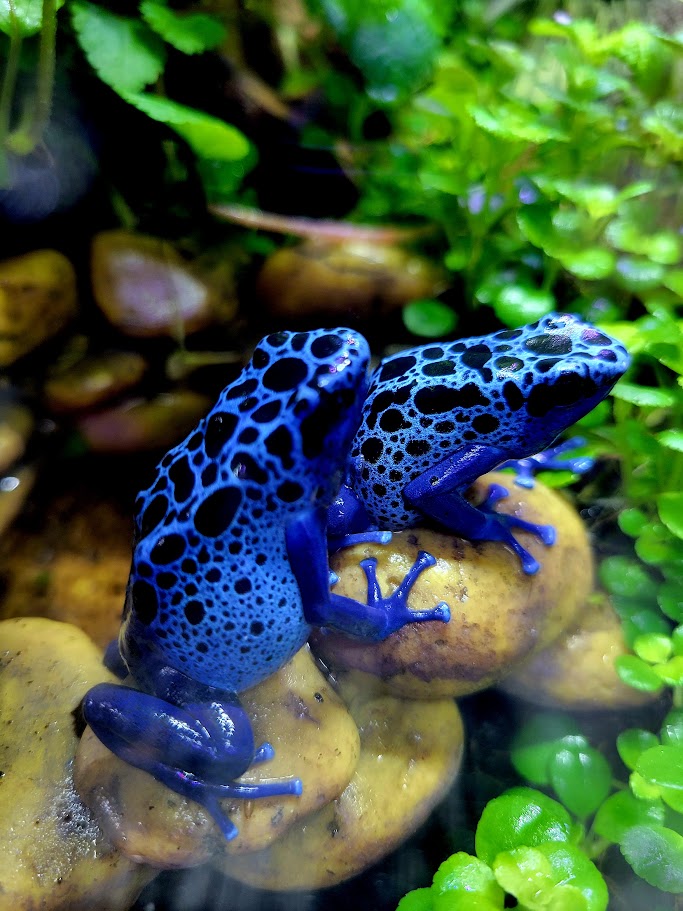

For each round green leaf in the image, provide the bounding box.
[617,728,660,771]
[658,584,683,622]
[397,887,434,911]
[593,791,665,844]
[653,655,683,686]
[510,714,585,785]
[599,556,657,600]
[618,508,650,538]
[611,382,677,408]
[621,824,683,893]
[658,493,683,540]
[432,852,504,908]
[493,285,555,328]
[636,745,683,790]
[548,745,612,819]
[616,256,666,292]
[672,626,683,656]
[557,247,615,281]
[403,300,458,338]
[475,788,577,866]
[615,655,665,693]
[657,430,683,454]
[633,633,672,663]
[493,843,608,911]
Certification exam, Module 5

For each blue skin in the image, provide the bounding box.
[82,328,449,840]
[329,313,630,574]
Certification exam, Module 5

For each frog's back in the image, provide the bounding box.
[351,313,629,528]
[121,328,370,693]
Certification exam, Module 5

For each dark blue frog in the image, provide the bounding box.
[82,328,449,840]
[329,313,630,574]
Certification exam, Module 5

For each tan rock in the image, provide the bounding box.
[499,593,657,710]
[0,401,33,472]
[0,617,155,910]
[0,250,77,366]
[312,473,593,698]
[91,230,236,337]
[258,240,447,319]
[216,670,465,890]
[76,390,211,453]
[45,350,147,413]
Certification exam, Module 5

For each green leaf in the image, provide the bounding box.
[599,556,657,600]
[606,220,681,265]
[673,626,683,657]
[493,843,608,911]
[643,102,683,159]
[661,709,683,747]
[470,105,568,143]
[140,0,226,54]
[636,745,683,791]
[633,633,673,663]
[659,583,683,622]
[658,493,683,539]
[621,824,683,892]
[0,0,65,36]
[593,791,665,844]
[653,655,683,686]
[611,382,677,408]
[615,655,665,693]
[548,745,612,819]
[617,728,660,771]
[120,93,250,161]
[475,788,577,867]
[618,508,650,538]
[510,714,585,786]
[657,430,683,454]
[315,0,445,102]
[556,247,615,281]
[432,852,504,906]
[397,887,434,911]
[493,285,555,327]
[71,1,166,93]
[616,256,666,292]
[403,300,458,338]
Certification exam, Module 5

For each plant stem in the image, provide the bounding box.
[6,0,57,155]
[29,0,57,149]
[0,2,23,184]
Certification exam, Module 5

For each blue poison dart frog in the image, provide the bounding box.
[328,313,630,575]
[82,328,449,840]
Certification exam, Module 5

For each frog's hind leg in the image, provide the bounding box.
[82,682,302,840]
[287,507,450,642]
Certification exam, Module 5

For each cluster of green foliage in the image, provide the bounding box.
[0,0,252,193]
[297,0,683,905]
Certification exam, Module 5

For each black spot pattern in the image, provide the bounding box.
[120,328,370,694]
[350,312,630,528]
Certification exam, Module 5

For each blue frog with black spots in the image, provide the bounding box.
[329,313,630,574]
[83,327,449,840]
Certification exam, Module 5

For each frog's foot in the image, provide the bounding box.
[153,765,303,841]
[361,550,451,637]
[500,437,594,489]
[329,529,393,553]
[479,483,556,575]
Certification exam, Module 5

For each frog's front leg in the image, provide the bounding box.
[403,443,555,575]
[82,680,302,840]
[499,437,594,489]
[287,508,450,640]
[327,481,393,552]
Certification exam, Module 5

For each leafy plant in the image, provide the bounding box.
[0,0,253,206]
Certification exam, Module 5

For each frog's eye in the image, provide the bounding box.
[527,373,599,416]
